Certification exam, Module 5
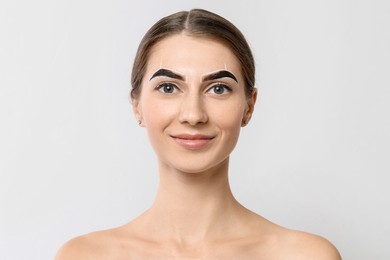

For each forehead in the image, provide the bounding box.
[146,34,242,78]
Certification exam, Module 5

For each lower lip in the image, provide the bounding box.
[173,137,212,150]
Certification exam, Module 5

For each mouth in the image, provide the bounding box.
[171,134,215,150]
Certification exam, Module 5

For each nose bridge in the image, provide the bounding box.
[179,89,208,125]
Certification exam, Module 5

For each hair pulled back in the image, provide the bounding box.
[131,9,255,100]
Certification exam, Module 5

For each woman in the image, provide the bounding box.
[56,9,341,259]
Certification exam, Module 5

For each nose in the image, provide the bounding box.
[178,92,208,125]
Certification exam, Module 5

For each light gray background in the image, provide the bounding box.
[1,0,389,259]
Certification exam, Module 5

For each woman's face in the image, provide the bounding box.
[133,34,256,173]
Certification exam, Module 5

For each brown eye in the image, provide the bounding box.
[157,83,177,94]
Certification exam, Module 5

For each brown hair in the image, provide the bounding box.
[130,9,255,100]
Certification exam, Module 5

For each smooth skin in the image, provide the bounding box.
[56,34,341,259]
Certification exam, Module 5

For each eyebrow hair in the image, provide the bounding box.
[203,70,238,83]
[149,69,184,81]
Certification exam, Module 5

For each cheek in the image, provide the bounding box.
[141,94,173,124]
[209,99,245,136]
[141,97,178,142]
[214,97,245,122]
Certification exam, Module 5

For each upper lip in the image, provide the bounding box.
[171,134,215,140]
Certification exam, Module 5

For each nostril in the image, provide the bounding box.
[178,98,208,125]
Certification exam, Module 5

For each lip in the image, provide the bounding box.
[171,134,215,150]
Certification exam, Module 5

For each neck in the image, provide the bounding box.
[144,157,243,245]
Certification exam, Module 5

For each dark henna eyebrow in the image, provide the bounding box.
[149,69,184,81]
[202,70,238,83]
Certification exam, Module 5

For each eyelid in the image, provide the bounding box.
[208,82,232,90]
[154,81,177,88]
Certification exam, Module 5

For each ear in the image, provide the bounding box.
[242,88,257,127]
[131,97,144,127]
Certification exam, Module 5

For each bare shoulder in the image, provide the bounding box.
[55,235,95,260]
[55,229,119,260]
[237,212,341,259]
[276,228,342,260]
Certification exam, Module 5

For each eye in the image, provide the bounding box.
[157,83,178,94]
[207,84,231,95]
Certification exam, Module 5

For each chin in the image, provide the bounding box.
[165,157,229,175]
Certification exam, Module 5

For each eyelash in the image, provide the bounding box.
[155,82,232,95]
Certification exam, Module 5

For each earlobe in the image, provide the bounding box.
[241,117,250,127]
[132,99,144,127]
